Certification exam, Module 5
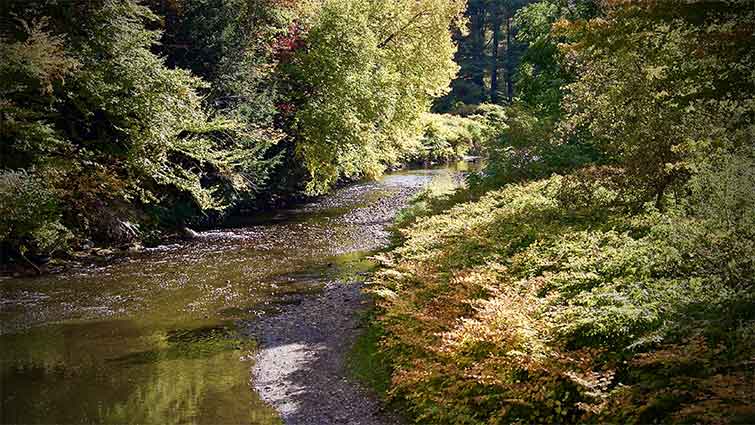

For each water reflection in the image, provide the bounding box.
[1,320,279,424]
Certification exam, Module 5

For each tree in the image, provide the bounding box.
[557,0,755,207]
[1,0,278,253]
[488,0,528,104]
[435,0,532,110]
[282,0,465,194]
[447,0,489,107]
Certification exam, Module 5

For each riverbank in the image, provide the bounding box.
[246,169,440,424]
[0,163,465,279]
[365,172,755,424]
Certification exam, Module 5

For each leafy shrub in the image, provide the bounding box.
[0,170,70,256]
[473,103,598,190]
[405,113,486,163]
[468,103,508,143]
[372,167,755,424]
[0,0,282,255]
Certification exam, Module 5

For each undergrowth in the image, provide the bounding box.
[369,167,755,424]
[347,312,394,398]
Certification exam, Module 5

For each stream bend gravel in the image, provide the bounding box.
[248,281,402,425]
[246,171,447,425]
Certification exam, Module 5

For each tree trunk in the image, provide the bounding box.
[490,14,501,104]
[470,3,487,102]
[505,16,514,102]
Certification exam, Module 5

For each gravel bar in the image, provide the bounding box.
[245,171,445,425]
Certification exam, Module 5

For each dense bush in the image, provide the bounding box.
[0,170,70,258]
[150,0,287,136]
[0,0,282,256]
[370,1,755,424]
[475,103,599,188]
[372,167,755,424]
[404,113,486,164]
[474,1,753,198]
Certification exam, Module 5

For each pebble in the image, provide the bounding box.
[246,171,440,425]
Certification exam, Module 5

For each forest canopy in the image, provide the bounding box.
[0,0,464,260]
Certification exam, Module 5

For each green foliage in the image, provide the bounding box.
[1,0,280,254]
[373,169,755,424]
[347,315,394,398]
[2,0,467,259]
[0,17,79,169]
[557,1,755,204]
[467,1,601,191]
[435,0,533,110]
[153,0,288,125]
[0,170,71,256]
[405,113,486,164]
[473,103,599,189]
[512,0,565,116]
[283,0,465,194]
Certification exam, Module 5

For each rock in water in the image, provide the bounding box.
[179,227,202,240]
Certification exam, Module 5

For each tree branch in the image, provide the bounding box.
[377,10,431,49]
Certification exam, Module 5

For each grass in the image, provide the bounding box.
[346,311,393,398]
[393,171,476,231]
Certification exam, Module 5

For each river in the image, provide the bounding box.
[0,164,473,425]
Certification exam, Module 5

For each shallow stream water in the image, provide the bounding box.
[0,165,472,425]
